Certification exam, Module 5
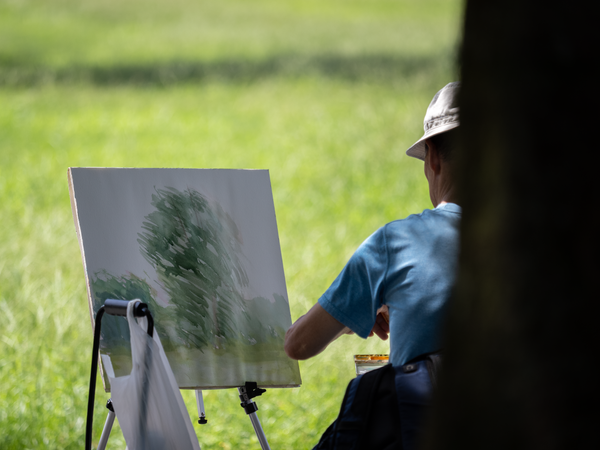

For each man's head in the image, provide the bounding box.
[406,82,460,161]
[407,82,460,206]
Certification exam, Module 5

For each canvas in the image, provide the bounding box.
[69,168,301,390]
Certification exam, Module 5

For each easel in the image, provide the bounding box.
[196,383,270,449]
[238,382,270,449]
[86,299,272,450]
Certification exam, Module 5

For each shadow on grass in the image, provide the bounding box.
[0,53,446,87]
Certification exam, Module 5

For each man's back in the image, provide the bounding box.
[318,203,461,365]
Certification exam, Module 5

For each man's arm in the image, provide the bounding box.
[284,303,391,360]
[284,303,350,360]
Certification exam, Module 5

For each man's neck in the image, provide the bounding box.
[432,185,458,207]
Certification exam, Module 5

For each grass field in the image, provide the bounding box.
[0,0,463,448]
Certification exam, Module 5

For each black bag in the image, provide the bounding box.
[313,352,442,450]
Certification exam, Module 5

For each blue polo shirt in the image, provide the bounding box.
[318,203,461,366]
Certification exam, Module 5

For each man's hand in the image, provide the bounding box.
[368,305,390,341]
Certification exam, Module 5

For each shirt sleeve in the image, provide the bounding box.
[318,226,388,338]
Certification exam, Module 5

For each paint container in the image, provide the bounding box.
[354,354,389,376]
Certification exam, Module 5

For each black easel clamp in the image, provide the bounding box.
[244,382,266,399]
[238,382,266,415]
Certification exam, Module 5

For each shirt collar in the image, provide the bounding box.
[435,202,462,214]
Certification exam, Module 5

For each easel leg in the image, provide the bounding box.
[97,399,115,450]
[195,390,208,424]
[238,384,271,450]
[248,410,270,450]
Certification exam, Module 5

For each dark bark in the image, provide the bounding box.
[424,2,600,449]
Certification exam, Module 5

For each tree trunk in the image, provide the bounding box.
[424,2,600,449]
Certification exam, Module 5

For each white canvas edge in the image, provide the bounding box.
[69,168,112,391]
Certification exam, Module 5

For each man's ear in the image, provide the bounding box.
[424,138,442,175]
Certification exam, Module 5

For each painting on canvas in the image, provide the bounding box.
[69,168,301,390]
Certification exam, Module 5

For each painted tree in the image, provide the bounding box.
[137,187,250,350]
[424,1,599,449]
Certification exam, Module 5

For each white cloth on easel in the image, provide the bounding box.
[101,301,200,450]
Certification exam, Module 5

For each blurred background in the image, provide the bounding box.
[0,0,462,448]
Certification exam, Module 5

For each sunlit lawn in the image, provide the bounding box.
[0,0,462,448]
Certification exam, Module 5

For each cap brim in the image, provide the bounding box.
[406,139,427,161]
[405,122,459,161]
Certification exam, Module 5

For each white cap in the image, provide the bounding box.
[406,82,460,161]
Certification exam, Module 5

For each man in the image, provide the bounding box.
[285,82,461,369]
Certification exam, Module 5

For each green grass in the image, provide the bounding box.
[0,0,463,448]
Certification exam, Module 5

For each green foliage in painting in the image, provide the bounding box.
[137,187,250,350]
[90,270,178,351]
[92,271,156,312]
[243,294,292,344]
